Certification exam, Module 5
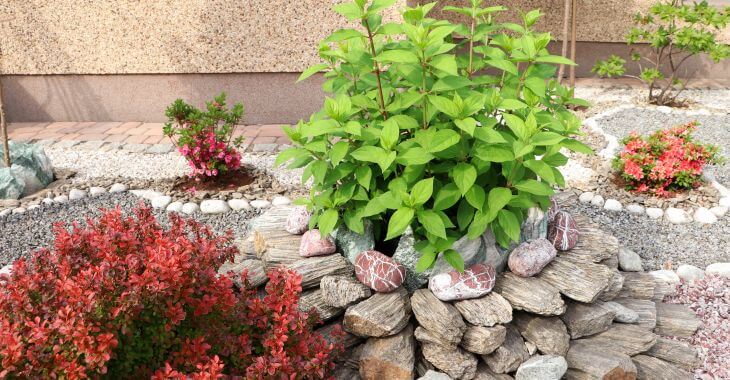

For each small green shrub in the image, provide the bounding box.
[593,0,729,105]
[277,0,591,271]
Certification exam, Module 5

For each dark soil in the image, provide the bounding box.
[171,166,255,193]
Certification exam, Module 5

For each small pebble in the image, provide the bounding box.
[151,196,172,209]
[578,192,594,203]
[271,196,291,206]
[89,187,107,196]
[228,199,252,211]
[109,183,128,193]
[181,202,200,215]
[166,201,184,213]
[250,199,272,209]
[645,207,664,219]
[42,198,53,205]
[590,195,605,207]
[603,199,622,211]
[69,189,87,200]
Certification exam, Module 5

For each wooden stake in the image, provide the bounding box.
[0,76,9,167]
[557,0,571,83]
[569,0,578,88]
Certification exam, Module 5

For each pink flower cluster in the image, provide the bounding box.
[179,128,241,179]
[613,122,720,197]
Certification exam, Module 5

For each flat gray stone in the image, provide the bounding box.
[75,140,107,151]
[52,140,80,149]
[122,143,150,153]
[618,247,643,272]
[252,143,278,152]
[515,355,567,380]
[145,143,174,154]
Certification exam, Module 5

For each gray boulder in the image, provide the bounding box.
[0,168,25,199]
[333,220,375,264]
[0,142,54,198]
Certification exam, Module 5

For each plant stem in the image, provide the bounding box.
[467,17,475,77]
[421,61,428,129]
[568,0,577,87]
[363,18,388,120]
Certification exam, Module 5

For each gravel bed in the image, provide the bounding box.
[593,108,730,185]
[561,195,730,271]
[0,192,260,266]
[574,87,730,113]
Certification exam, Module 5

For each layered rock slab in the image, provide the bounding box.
[344,288,411,337]
[411,289,467,345]
[513,312,570,356]
[493,273,566,316]
[359,324,416,380]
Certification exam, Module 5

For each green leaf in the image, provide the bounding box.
[442,249,465,272]
[454,118,477,136]
[355,166,372,189]
[319,209,339,236]
[457,199,475,231]
[428,96,459,118]
[275,147,309,167]
[468,209,493,238]
[485,60,518,75]
[415,246,438,273]
[562,139,594,154]
[499,99,528,110]
[523,159,556,183]
[325,28,364,42]
[378,151,397,172]
[368,0,396,14]
[503,114,530,141]
[535,55,576,65]
[377,49,420,63]
[418,210,447,239]
[452,163,477,195]
[465,185,486,211]
[433,183,461,210]
[298,63,329,82]
[515,179,554,196]
[380,119,400,150]
[487,187,512,213]
[430,55,458,75]
[497,209,520,242]
[411,177,434,206]
[524,77,546,98]
[432,76,473,91]
[429,130,461,152]
[531,132,565,146]
[329,141,349,166]
[386,208,414,240]
[351,145,387,163]
[333,2,363,20]
[396,147,435,165]
[474,144,514,162]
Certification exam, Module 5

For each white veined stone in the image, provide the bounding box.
[109,183,128,193]
[625,204,645,214]
[200,199,230,214]
[665,208,691,224]
[710,206,728,217]
[578,192,595,203]
[166,201,184,213]
[645,208,664,219]
[603,199,623,211]
[68,189,87,200]
[692,207,717,224]
[228,199,252,211]
[150,195,172,209]
[181,202,200,215]
[89,186,107,196]
[250,199,272,209]
[271,196,292,206]
[705,263,730,278]
[676,264,705,283]
[590,194,605,207]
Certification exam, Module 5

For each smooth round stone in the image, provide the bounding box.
[693,207,717,224]
[166,201,184,213]
[181,202,200,215]
[27,205,40,210]
[508,238,557,277]
[299,229,336,257]
[603,199,623,211]
[590,194,605,207]
[250,199,272,209]
[578,192,595,203]
[656,105,672,113]
[710,206,728,217]
[665,208,692,224]
[271,196,291,206]
[429,263,496,301]
[109,183,128,193]
[68,189,87,200]
[547,211,579,251]
[0,209,11,217]
[649,269,681,285]
[130,189,165,201]
[200,199,230,214]
[547,198,560,221]
[150,195,172,209]
[41,197,53,205]
[53,195,69,203]
[705,262,730,278]
[676,264,705,283]
[89,186,107,196]
[12,207,26,214]
[625,204,645,214]
[354,250,406,293]
[228,198,251,211]
[645,207,664,219]
[720,197,730,207]
[0,264,12,277]
[286,206,310,234]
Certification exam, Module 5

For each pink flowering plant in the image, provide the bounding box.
[613,121,721,197]
[164,93,245,180]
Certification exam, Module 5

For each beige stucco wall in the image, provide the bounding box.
[2,0,727,75]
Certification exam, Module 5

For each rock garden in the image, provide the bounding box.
[0,0,728,379]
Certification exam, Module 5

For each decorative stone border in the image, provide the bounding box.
[577,104,729,225]
[617,247,730,283]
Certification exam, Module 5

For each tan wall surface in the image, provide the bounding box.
[2,0,728,75]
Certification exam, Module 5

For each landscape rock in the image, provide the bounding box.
[89,186,106,196]
[474,362,513,380]
[250,199,272,209]
[547,198,560,221]
[431,230,506,275]
[706,262,730,277]
[654,303,701,338]
[150,195,172,209]
[285,206,310,234]
[414,326,454,347]
[298,288,344,321]
[344,288,411,337]
[676,264,705,282]
[299,229,336,257]
[603,199,622,211]
[355,250,406,293]
[590,194,605,207]
[271,195,291,206]
[418,370,450,380]
[359,324,416,380]
[334,221,375,265]
[538,254,614,303]
[645,337,700,371]
[613,298,657,329]
[618,247,643,272]
[665,207,692,224]
[649,269,681,286]
[578,192,594,203]
[512,312,570,356]
[507,238,556,277]
[392,227,431,291]
[109,183,127,193]
[429,263,496,301]
[600,301,640,323]
[200,199,230,214]
[482,325,529,374]
[721,197,730,207]
[560,301,616,339]
[53,195,68,203]
[577,324,657,356]
[411,289,466,345]
[625,204,645,214]
[217,257,267,289]
[287,254,352,289]
[228,198,251,211]
[632,355,692,380]
[453,292,513,327]
[520,207,548,242]
[421,342,478,380]
[693,207,717,224]
[710,206,728,217]
[617,272,656,300]
[69,188,87,200]
[546,211,579,251]
[460,325,506,355]
[565,341,637,380]
[0,142,53,197]
[493,273,566,316]
[646,207,664,219]
[181,202,200,214]
[321,275,372,308]
[165,201,183,213]
[515,355,567,380]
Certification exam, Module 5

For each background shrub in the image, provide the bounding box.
[613,122,721,197]
[164,93,245,180]
[276,0,591,271]
[0,206,340,378]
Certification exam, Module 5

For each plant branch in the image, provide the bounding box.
[363,18,388,120]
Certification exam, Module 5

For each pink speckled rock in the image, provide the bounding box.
[547,211,580,251]
[299,229,336,257]
[547,198,560,222]
[508,238,557,277]
[428,263,496,301]
[286,206,311,234]
[355,250,406,293]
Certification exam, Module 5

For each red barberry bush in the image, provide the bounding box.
[612,122,721,197]
[0,206,341,379]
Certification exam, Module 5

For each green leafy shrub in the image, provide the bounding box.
[593,0,729,105]
[276,0,591,271]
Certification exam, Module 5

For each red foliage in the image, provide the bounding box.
[0,206,341,379]
[613,122,721,197]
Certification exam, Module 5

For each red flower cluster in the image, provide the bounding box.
[613,122,721,197]
[0,206,341,379]
[179,128,242,178]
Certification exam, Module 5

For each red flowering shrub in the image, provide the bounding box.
[612,122,721,197]
[0,206,341,379]
[164,93,245,180]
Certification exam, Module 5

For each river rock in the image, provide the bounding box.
[578,192,594,203]
[333,221,375,264]
[590,194,605,207]
[665,207,692,224]
[285,206,310,234]
[693,207,717,224]
[706,262,730,278]
[355,250,406,293]
[411,289,466,345]
[321,275,372,308]
[482,325,530,374]
[512,312,570,356]
[200,199,230,214]
[151,195,172,209]
[429,263,496,301]
[676,264,704,282]
[618,247,643,272]
[646,207,664,219]
[626,204,645,214]
[431,230,507,275]
[454,292,513,327]
[250,199,272,209]
[271,195,291,206]
[421,342,478,380]
[359,324,416,380]
[89,186,106,196]
[546,211,579,251]
[515,355,567,380]
[109,183,127,193]
[166,201,183,213]
[181,202,200,214]
[344,288,411,337]
[508,238,556,277]
[299,229,337,257]
[69,188,87,200]
[461,325,507,355]
[227,198,251,211]
[547,198,560,221]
